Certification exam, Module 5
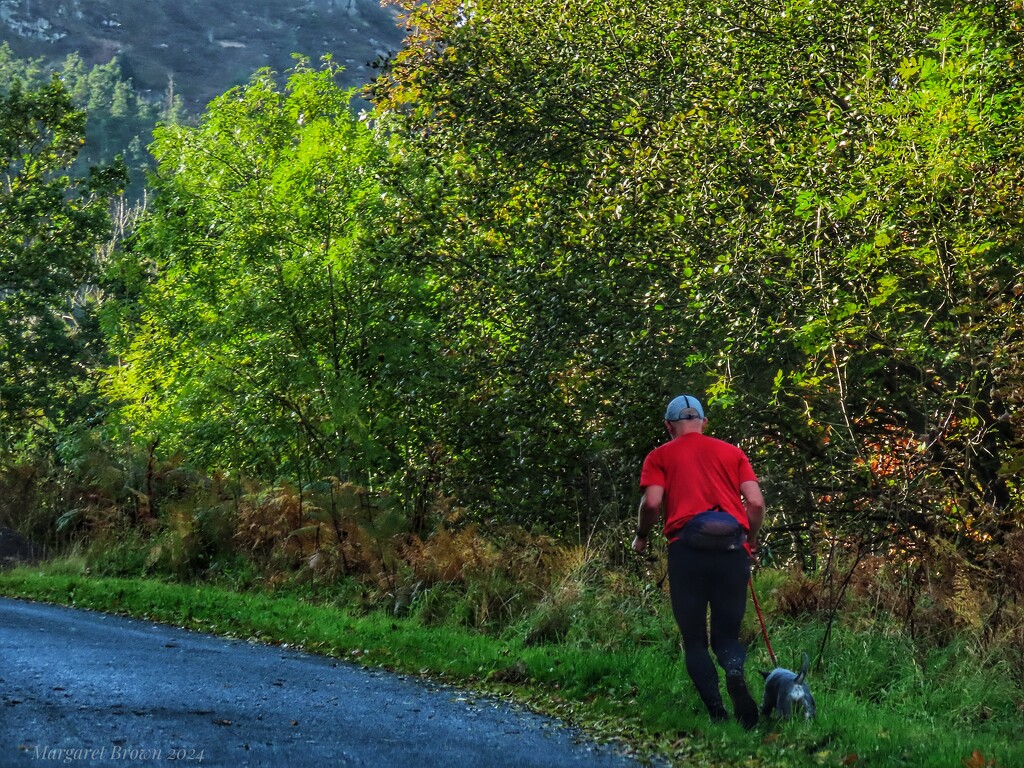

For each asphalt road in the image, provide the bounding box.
[0,598,644,768]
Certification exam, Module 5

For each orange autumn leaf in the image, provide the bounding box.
[962,750,993,768]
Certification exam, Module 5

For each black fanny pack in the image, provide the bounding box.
[677,508,746,551]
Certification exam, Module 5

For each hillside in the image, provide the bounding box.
[0,0,405,110]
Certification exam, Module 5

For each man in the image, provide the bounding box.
[633,394,766,729]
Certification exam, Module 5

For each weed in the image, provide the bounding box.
[83,526,150,577]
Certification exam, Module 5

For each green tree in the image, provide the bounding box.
[657,2,1024,564]
[106,60,437,486]
[372,0,1024,553]
[0,76,126,450]
[372,0,714,531]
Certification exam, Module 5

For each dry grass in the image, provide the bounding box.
[4,445,1024,684]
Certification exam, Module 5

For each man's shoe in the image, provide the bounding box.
[708,703,729,723]
[726,671,759,730]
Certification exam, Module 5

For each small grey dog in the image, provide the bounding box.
[761,652,816,720]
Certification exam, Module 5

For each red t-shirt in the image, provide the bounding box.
[639,432,758,538]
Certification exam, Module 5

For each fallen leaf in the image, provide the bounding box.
[842,754,859,765]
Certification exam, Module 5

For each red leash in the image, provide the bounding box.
[749,576,778,667]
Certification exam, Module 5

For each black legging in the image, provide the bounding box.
[667,541,751,712]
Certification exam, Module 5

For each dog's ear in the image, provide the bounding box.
[795,652,810,683]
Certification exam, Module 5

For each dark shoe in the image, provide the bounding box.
[708,703,729,723]
[726,671,759,730]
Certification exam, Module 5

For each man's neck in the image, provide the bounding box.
[669,424,704,439]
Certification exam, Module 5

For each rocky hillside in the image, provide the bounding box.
[0,0,405,110]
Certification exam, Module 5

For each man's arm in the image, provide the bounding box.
[740,479,765,551]
[632,485,663,553]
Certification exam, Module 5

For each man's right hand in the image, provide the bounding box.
[632,535,648,554]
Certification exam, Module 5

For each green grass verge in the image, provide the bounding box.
[1,567,1018,768]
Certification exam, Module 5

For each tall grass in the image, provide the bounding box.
[2,455,1021,767]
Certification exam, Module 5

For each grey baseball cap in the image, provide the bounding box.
[665,394,705,421]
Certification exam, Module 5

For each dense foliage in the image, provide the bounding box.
[2,1,1023,604]
[0,74,125,454]
[367,0,1024,562]
[103,60,439,491]
[89,0,1024,555]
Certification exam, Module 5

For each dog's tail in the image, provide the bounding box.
[795,652,810,683]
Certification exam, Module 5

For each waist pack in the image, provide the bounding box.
[677,508,746,551]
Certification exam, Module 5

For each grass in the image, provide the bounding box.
[1,563,1020,768]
